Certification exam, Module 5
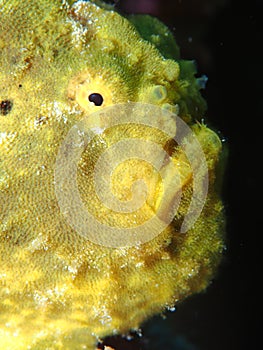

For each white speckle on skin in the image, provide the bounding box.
[0,132,17,147]
[0,132,7,144]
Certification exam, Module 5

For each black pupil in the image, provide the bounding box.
[88,93,103,106]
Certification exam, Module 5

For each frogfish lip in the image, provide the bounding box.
[54,102,209,248]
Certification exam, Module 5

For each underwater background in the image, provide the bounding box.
[99,0,260,349]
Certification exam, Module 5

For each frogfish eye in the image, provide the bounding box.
[88,93,104,106]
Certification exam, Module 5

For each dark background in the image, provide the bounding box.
[100,0,261,349]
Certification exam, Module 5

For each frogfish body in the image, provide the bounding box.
[0,1,224,349]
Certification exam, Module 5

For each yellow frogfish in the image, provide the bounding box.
[0,0,225,349]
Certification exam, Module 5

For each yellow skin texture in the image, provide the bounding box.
[0,1,224,349]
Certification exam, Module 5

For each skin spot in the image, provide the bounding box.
[0,99,13,115]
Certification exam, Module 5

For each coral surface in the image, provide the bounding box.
[0,1,224,349]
